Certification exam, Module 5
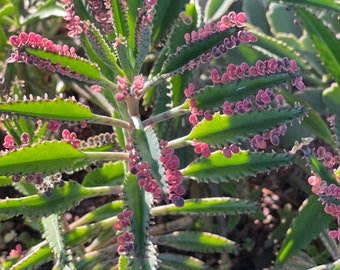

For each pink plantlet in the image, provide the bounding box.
[62,129,81,148]
[3,134,16,151]
[9,244,23,258]
[222,146,232,158]
[46,120,61,132]
[90,85,102,92]
[204,110,213,121]
[211,69,220,84]
[20,132,30,146]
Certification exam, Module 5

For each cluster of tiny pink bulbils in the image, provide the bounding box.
[307,147,340,240]
[178,12,257,73]
[7,32,95,82]
[126,136,185,207]
[114,209,135,255]
[115,74,144,101]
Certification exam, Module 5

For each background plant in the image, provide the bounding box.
[0,0,339,269]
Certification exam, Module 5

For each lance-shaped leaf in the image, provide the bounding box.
[134,22,151,75]
[182,151,294,182]
[269,0,340,13]
[0,181,119,219]
[303,149,338,186]
[186,108,307,147]
[0,98,94,121]
[155,231,238,253]
[0,141,87,176]
[296,8,340,85]
[276,195,332,267]
[132,127,167,195]
[41,213,69,267]
[161,25,243,75]
[26,48,101,81]
[124,173,157,268]
[152,197,259,216]
[191,73,300,111]
[158,253,207,270]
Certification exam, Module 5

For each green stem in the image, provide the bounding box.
[141,73,172,95]
[89,114,130,129]
[167,135,191,149]
[143,105,189,126]
[82,151,129,161]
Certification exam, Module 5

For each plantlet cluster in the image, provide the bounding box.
[0,0,340,269]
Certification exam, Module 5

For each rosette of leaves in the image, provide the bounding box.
[0,0,311,269]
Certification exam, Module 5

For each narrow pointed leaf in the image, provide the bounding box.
[26,48,101,81]
[0,141,87,176]
[296,8,340,84]
[323,83,340,116]
[155,231,238,253]
[158,253,207,270]
[152,197,259,216]
[0,181,116,219]
[182,151,294,182]
[124,173,156,268]
[135,23,151,75]
[161,25,243,75]
[187,108,306,147]
[10,245,52,270]
[0,98,94,121]
[191,73,300,111]
[276,195,332,267]
[269,0,340,13]
[82,161,124,187]
[204,0,235,22]
[111,0,129,38]
[41,213,66,263]
[132,127,167,195]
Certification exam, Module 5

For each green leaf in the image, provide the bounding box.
[155,231,238,253]
[280,90,337,149]
[303,149,338,186]
[276,195,332,267]
[82,161,124,187]
[135,23,151,75]
[124,173,156,268]
[296,8,340,85]
[161,25,243,75]
[158,253,207,270]
[152,197,259,216]
[26,48,101,81]
[132,127,167,195]
[41,213,67,265]
[182,151,294,182]
[186,108,306,147]
[0,175,12,186]
[269,0,340,13]
[191,73,300,111]
[111,0,129,39]
[204,0,235,22]
[0,181,116,219]
[323,82,340,117]
[0,97,94,121]
[0,141,87,176]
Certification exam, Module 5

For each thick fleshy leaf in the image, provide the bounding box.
[186,108,306,147]
[204,0,235,22]
[158,253,207,270]
[303,149,338,186]
[132,127,167,195]
[152,197,259,216]
[0,181,118,219]
[0,141,87,176]
[323,83,340,117]
[41,214,68,266]
[161,25,243,75]
[182,151,294,182]
[134,22,151,75]
[124,173,157,268]
[269,0,340,13]
[296,8,340,85]
[0,98,94,121]
[280,90,337,149]
[191,73,300,111]
[276,195,332,267]
[82,161,124,187]
[26,48,101,81]
[155,231,238,253]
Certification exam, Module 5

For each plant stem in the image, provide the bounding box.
[167,135,191,149]
[90,114,130,129]
[143,105,189,126]
[82,151,129,161]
